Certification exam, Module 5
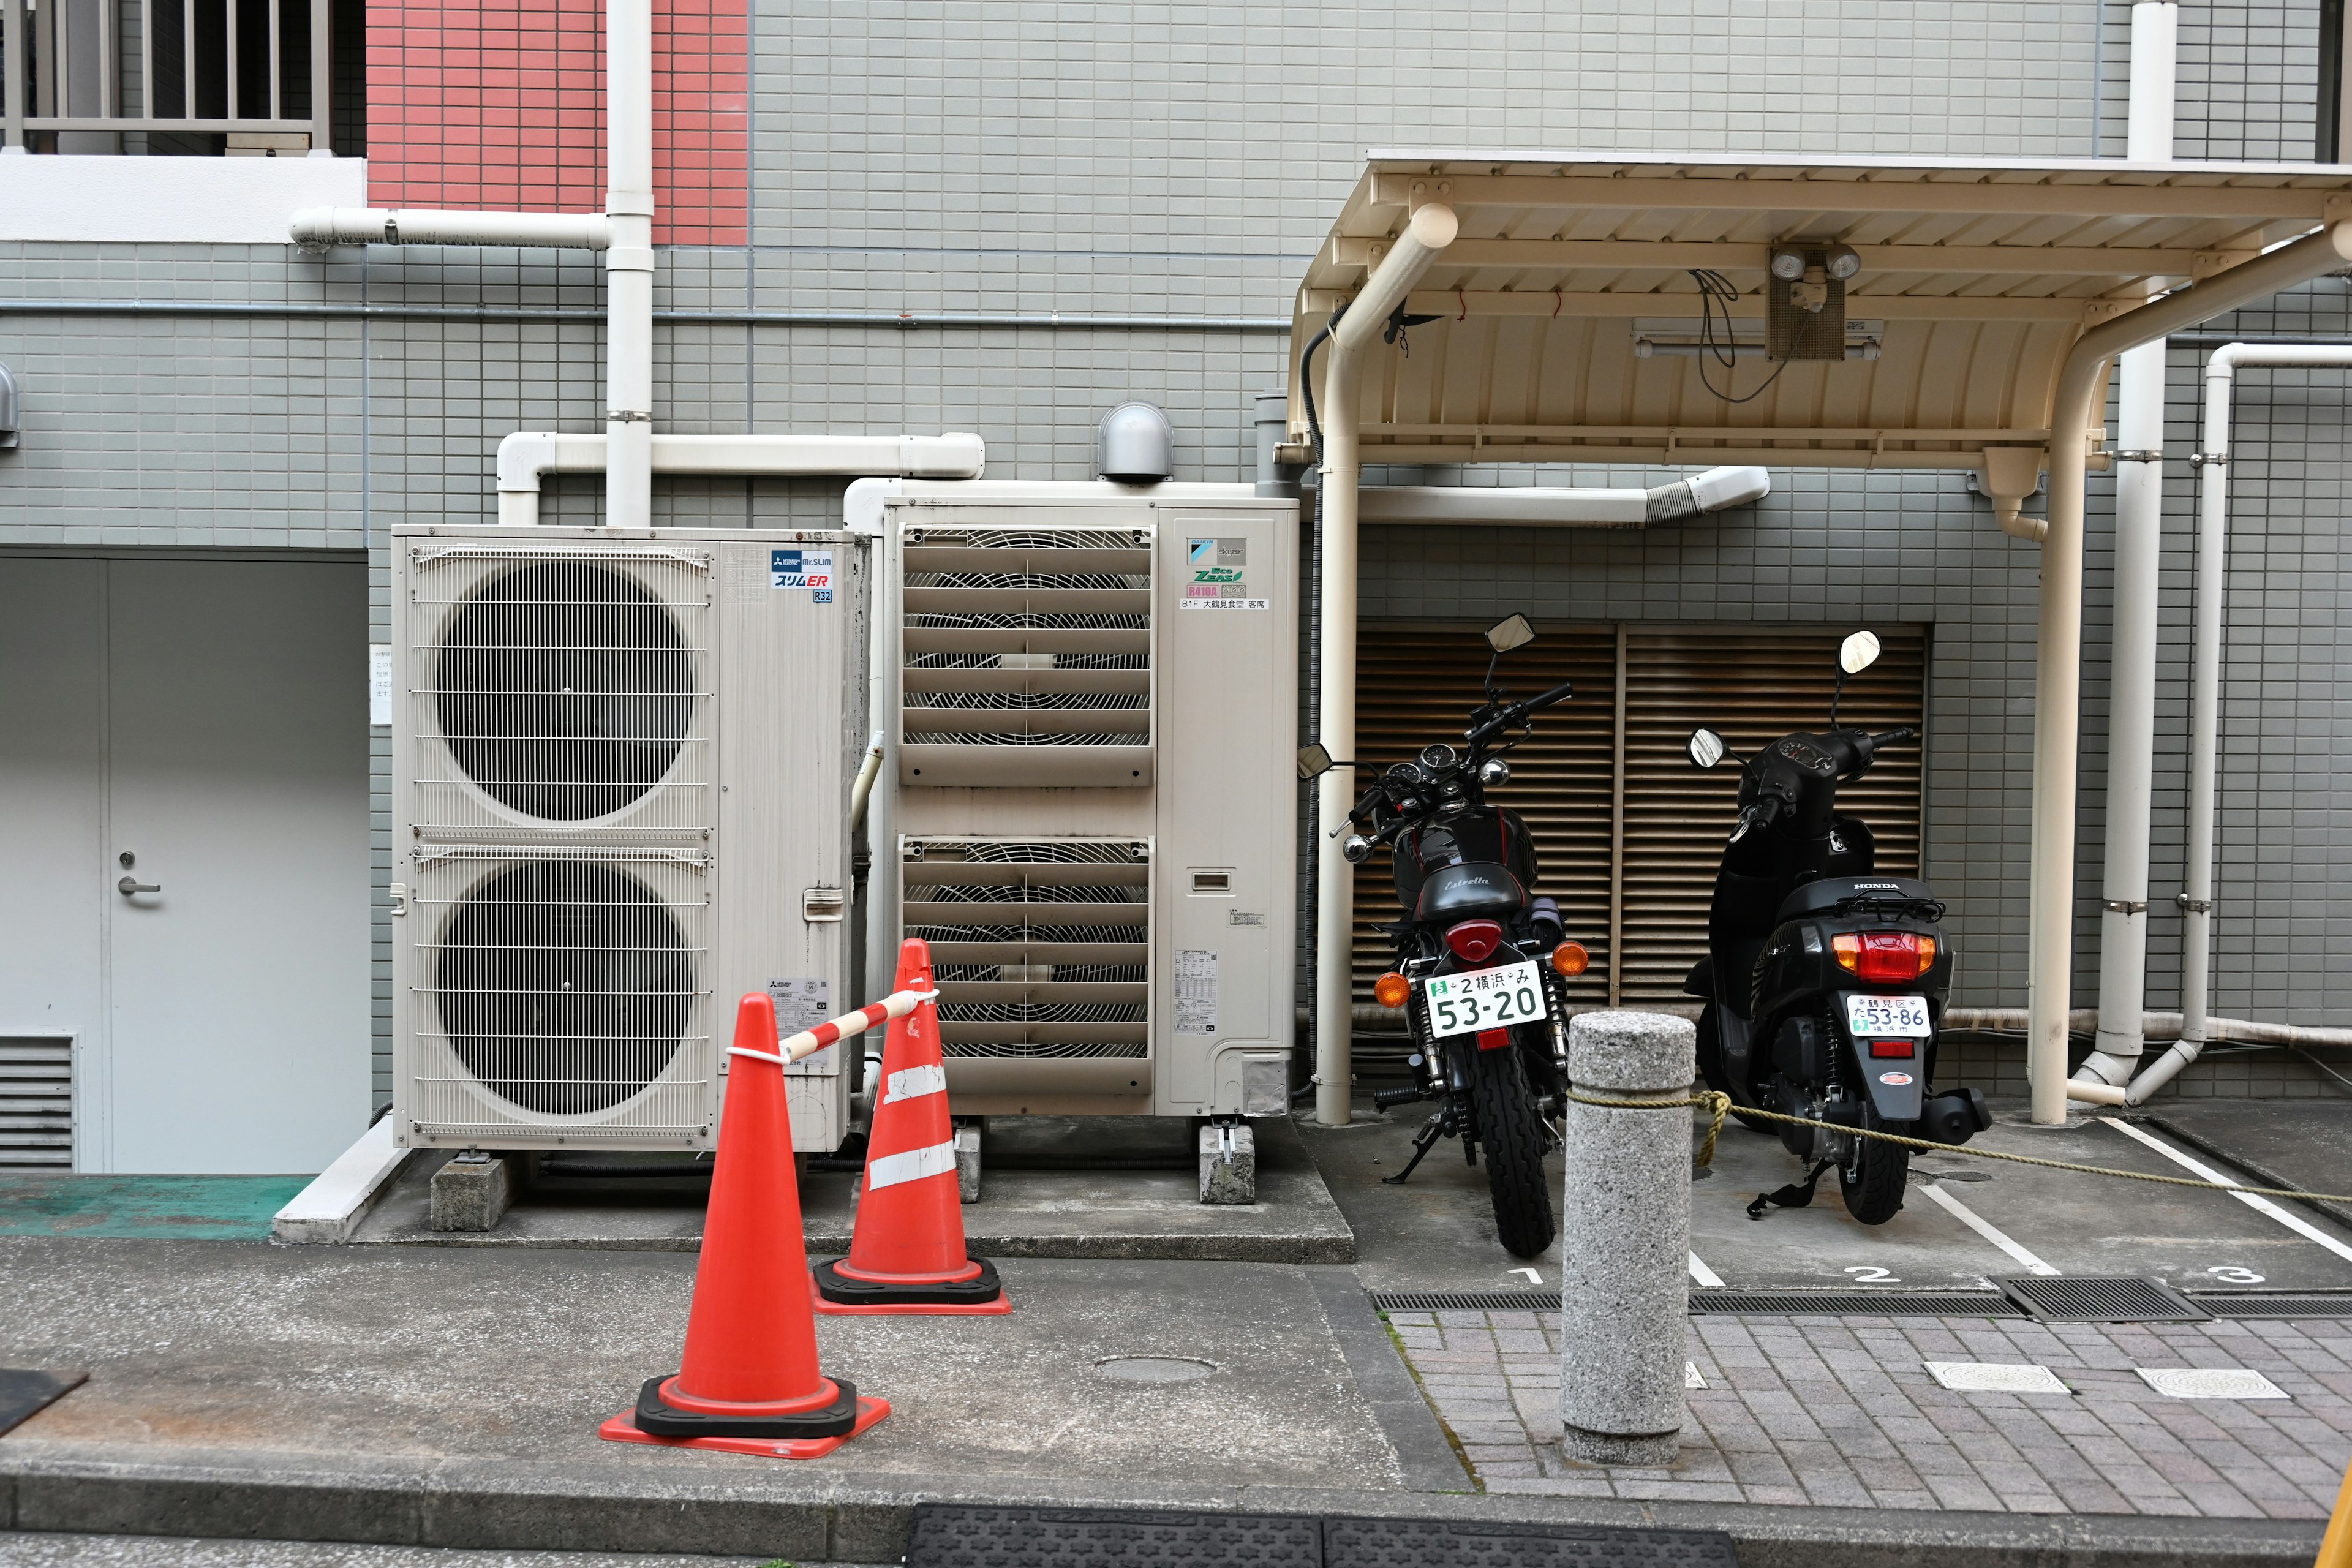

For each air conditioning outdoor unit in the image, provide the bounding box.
[850,480,1299,1121]
[390,525,867,1154]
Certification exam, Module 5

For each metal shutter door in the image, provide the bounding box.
[1619,627,1926,1002]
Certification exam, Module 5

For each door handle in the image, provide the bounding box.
[117,877,162,896]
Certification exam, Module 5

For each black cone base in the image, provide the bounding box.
[814,1256,1004,1306]
[628,1374,860,1438]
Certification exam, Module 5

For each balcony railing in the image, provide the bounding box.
[2,0,330,154]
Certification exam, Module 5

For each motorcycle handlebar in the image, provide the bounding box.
[1525,679,1576,714]
[1466,679,1575,747]
[1868,726,1918,750]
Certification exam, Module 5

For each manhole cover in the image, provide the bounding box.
[1095,1355,1215,1383]
[1997,1275,2209,1323]
[1924,1360,2072,1394]
[2136,1366,2289,1400]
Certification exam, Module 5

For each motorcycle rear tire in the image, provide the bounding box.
[1470,1040,1556,1259]
[1838,1103,1909,1225]
[1697,1004,1776,1134]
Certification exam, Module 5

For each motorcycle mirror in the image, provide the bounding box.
[1686,728,1728,770]
[1839,630,1882,676]
[1484,614,1536,654]
[1295,743,1335,780]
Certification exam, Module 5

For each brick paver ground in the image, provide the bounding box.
[1386,1309,2352,1517]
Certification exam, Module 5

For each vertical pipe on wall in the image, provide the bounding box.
[1311,201,1456,1127]
[2080,1,2177,1093]
[307,0,330,149]
[603,0,655,530]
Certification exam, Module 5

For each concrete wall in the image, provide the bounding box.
[0,0,2346,1110]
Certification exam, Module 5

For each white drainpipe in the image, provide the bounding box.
[2076,1,2179,1095]
[493,431,987,525]
[1356,466,1770,526]
[2026,225,2352,1125]
[604,0,656,531]
[2069,341,2352,1107]
[1313,199,1458,1127]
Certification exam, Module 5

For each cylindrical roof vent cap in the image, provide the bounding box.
[1096,401,1174,483]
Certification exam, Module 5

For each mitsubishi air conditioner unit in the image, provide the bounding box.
[851,481,1298,1122]
[390,526,868,1154]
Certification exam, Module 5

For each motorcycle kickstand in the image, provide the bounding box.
[1382,1112,1449,1186]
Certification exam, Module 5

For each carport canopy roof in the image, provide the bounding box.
[1285,151,2352,471]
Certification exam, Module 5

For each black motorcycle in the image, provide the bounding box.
[1299,615,1589,1257]
[1681,630,1991,1226]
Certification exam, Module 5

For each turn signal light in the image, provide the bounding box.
[1832,930,1938,984]
[1551,941,1590,978]
[1374,972,1412,1009]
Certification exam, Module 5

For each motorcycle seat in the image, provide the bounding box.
[1774,875,1937,922]
[1414,862,1527,922]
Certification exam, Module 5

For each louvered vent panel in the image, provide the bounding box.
[0,1037,72,1167]
[1620,628,1925,1002]
[902,838,1152,1060]
[407,847,714,1142]
[898,528,1156,788]
[1353,625,1619,1024]
[409,545,714,839]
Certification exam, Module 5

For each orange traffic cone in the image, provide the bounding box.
[813,938,1009,1315]
[600,992,890,1457]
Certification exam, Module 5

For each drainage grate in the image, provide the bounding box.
[1368,1288,2024,1317]
[1998,1275,2209,1324]
[2188,1292,2352,1319]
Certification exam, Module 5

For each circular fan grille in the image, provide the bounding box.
[435,860,693,1114]
[436,561,693,821]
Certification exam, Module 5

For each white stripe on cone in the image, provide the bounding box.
[865,1140,956,1191]
[883,1063,948,1104]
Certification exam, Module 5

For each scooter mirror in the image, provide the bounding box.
[1839,630,1882,676]
[1686,728,1728,770]
[1484,613,1536,654]
[1296,742,1335,780]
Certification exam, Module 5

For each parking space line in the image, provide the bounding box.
[2098,1117,2352,1265]
[1917,1181,2061,1276]
[1687,1251,1724,1287]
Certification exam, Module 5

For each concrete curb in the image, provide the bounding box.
[0,1442,2328,1567]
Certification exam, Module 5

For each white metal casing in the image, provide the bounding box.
[862,481,1298,1118]
[390,525,867,1152]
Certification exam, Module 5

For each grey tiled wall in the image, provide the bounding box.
[2,0,2348,1106]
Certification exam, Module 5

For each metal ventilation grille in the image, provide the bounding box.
[410,546,714,836]
[409,848,713,1140]
[1367,1289,2027,1316]
[2191,1293,2352,1319]
[899,527,1156,788]
[1997,1275,2210,1323]
[903,838,1151,1060]
[0,1037,72,1168]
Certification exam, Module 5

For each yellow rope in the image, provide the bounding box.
[1563,1088,2352,1205]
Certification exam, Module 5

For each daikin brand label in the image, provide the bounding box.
[1175,949,1219,1035]
[771,548,834,602]
[1184,537,1264,608]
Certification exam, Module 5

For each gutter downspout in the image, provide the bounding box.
[2027,222,2352,1125]
[2071,341,2352,1107]
[2078,0,2179,1094]
[1356,466,1770,527]
[1312,200,1458,1127]
[290,210,614,249]
[603,0,655,532]
[493,431,987,525]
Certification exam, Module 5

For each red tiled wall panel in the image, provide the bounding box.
[366,0,747,246]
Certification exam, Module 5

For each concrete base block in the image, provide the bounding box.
[1561,1425,1679,1466]
[1198,1123,1256,1205]
[429,1152,511,1232]
[955,1123,983,1204]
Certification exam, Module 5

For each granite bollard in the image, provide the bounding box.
[1559,1008,1696,1465]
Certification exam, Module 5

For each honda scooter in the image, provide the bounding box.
[1681,630,1991,1225]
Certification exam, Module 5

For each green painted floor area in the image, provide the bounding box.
[0,1174,312,1240]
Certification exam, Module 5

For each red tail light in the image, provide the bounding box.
[1832,930,1938,984]
[1444,919,1504,963]
[1868,1039,1915,1058]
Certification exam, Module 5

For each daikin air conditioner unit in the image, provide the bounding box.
[390,526,867,1153]
[852,480,1298,1121]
